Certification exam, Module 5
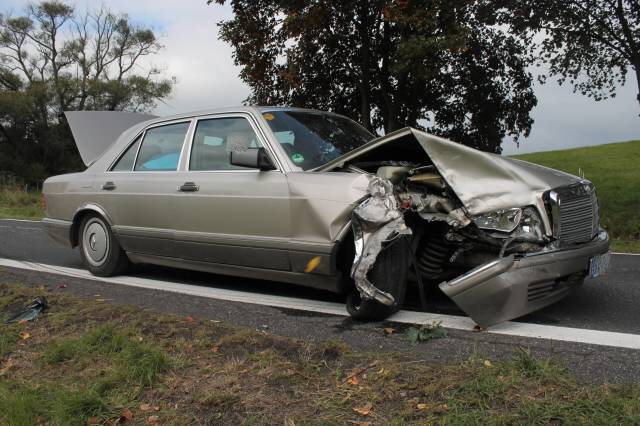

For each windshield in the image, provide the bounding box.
[262,110,375,170]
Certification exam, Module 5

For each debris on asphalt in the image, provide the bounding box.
[406,321,447,345]
[5,296,47,324]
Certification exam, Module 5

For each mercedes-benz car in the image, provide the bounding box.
[42,106,610,327]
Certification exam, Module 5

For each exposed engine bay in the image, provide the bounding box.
[333,131,556,311]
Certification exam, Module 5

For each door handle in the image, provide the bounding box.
[178,182,199,192]
[101,181,116,191]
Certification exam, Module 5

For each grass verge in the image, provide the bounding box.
[514,140,640,253]
[0,184,43,220]
[1,282,639,425]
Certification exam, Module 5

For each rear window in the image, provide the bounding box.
[111,136,141,171]
[134,122,190,171]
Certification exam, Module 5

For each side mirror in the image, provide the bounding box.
[229,147,276,171]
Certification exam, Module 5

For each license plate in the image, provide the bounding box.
[589,252,610,278]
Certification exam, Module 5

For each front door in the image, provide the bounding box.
[172,114,291,270]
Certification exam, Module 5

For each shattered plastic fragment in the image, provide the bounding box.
[351,177,412,305]
[5,297,47,324]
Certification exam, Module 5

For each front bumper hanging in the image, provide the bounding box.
[439,231,610,327]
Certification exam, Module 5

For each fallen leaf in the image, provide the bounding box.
[153,406,160,412]
[137,336,144,342]
[36,416,46,425]
[417,403,429,410]
[353,402,373,416]
[18,332,31,340]
[184,316,195,322]
[18,319,29,324]
[87,417,101,425]
[346,375,359,385]
[140,403,152,412]
[383,327,396,335]
[472,324,486,332]
[434,404,448,413]
[484,360,493,368]
[37,285,46,290]
[0,360,14,375]
[147,415,159,424]
[121,408,134,421]
[57,284,67,289]
[211,346,220,353]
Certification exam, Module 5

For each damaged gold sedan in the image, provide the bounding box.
[42,107,610,327]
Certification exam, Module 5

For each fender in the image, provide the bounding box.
[70,203,114,247]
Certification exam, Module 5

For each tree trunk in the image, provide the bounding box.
[634,63,640,116]
[357,0,372,130]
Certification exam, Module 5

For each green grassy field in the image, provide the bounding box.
[1,282,639,425]
[514,140,640,253]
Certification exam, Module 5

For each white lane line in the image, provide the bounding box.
[0,225,41,231]
[2,257,640,350]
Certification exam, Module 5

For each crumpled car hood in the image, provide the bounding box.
[317,127,582,216]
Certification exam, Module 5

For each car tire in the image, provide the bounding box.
[79,214,129,277]
[346,236,411,321]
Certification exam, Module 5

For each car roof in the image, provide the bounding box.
[148,106,348,126]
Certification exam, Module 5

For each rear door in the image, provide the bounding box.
[95,119,192,256]
[172,113,292,270]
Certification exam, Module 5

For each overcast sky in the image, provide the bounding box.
[2,0,638,154]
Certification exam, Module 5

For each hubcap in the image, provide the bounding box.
[82,219,109,266]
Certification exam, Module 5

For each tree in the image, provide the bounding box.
[503,0,640,114]
[0,1,173,184]
[210,0,537,153]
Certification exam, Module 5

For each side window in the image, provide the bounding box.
[111,136,141,171]
[189,117,262,171]
[134,122,190,171]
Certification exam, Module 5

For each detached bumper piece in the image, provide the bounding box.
[439,231,610,328]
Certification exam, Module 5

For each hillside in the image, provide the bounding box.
[514,140,640,252]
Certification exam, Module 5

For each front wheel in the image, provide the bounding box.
[79,214,129,276]
[346,236,411,321]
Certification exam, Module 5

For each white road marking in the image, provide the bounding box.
[1,257,640,350]
[0,219,41,223]
[0,225,41,231]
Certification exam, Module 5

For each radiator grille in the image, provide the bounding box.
[553,183,599,246]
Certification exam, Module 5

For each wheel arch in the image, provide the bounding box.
[70,204,113,247]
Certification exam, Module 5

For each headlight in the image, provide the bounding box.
[472,208,522,233]
[512,206,545,242]
[473,206,545,243]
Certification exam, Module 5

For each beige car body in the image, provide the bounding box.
[43,106,610,327]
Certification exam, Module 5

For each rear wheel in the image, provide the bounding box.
[346,236,411,321]
[79,214,129,276]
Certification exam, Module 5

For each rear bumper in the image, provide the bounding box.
[42,217,73,247]
[438,231,610,327]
